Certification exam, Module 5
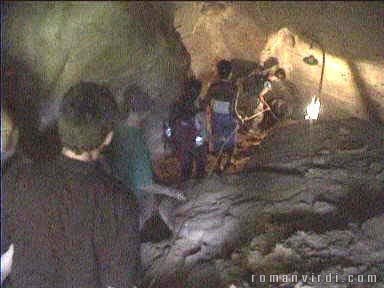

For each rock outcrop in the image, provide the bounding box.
[2,2,190,130]
[141,118,384,287]
[243,214,384,287]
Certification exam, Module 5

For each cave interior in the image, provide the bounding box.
[1,1,384,288]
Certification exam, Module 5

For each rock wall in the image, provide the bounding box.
[142,119,384,287]
[2,2,383,159]
[2,2,191,131]
[174,2,384,123]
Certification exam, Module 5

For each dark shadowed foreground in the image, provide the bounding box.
[3,155,141,287]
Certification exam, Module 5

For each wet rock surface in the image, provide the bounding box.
[142,118,384,287]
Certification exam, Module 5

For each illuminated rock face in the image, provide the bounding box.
[2,2,383,161]
[175,3,265,81]
[174,2,384,123]
[260,28,384,123]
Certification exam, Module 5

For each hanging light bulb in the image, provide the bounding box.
[305,96,321,120]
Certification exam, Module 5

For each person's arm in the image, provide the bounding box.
[93,181,141,288]
[259,83,272,107]
[200,84,214,110]
[259,88,268,105]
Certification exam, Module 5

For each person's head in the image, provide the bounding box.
[274,68,286,81]
[262,57,279,71]
[217,59,232,79]
[254,64,264,75]
[58,81,119,158]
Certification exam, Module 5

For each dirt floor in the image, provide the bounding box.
[153,128,268,185]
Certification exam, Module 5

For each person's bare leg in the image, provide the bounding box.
[215,153,223,174]
[221,148,234,173]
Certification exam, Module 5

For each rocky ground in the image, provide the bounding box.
[145,118,384,288]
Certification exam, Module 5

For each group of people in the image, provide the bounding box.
[2,81,144,287]
[165,59,238,183]
[2,78,187,287]
[1,57,286,287]
[166,58,286,183]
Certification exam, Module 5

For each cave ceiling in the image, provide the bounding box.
[1,1,384,128]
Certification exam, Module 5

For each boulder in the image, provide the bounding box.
[141,119,384,287]
[2,2,190,131]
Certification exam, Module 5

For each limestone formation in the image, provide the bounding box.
[142,119,384,287]
[175,2,384,123]
[2,2,190,131]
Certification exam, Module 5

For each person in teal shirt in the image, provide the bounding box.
[112,117,154,192]
[106,90,185,232]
